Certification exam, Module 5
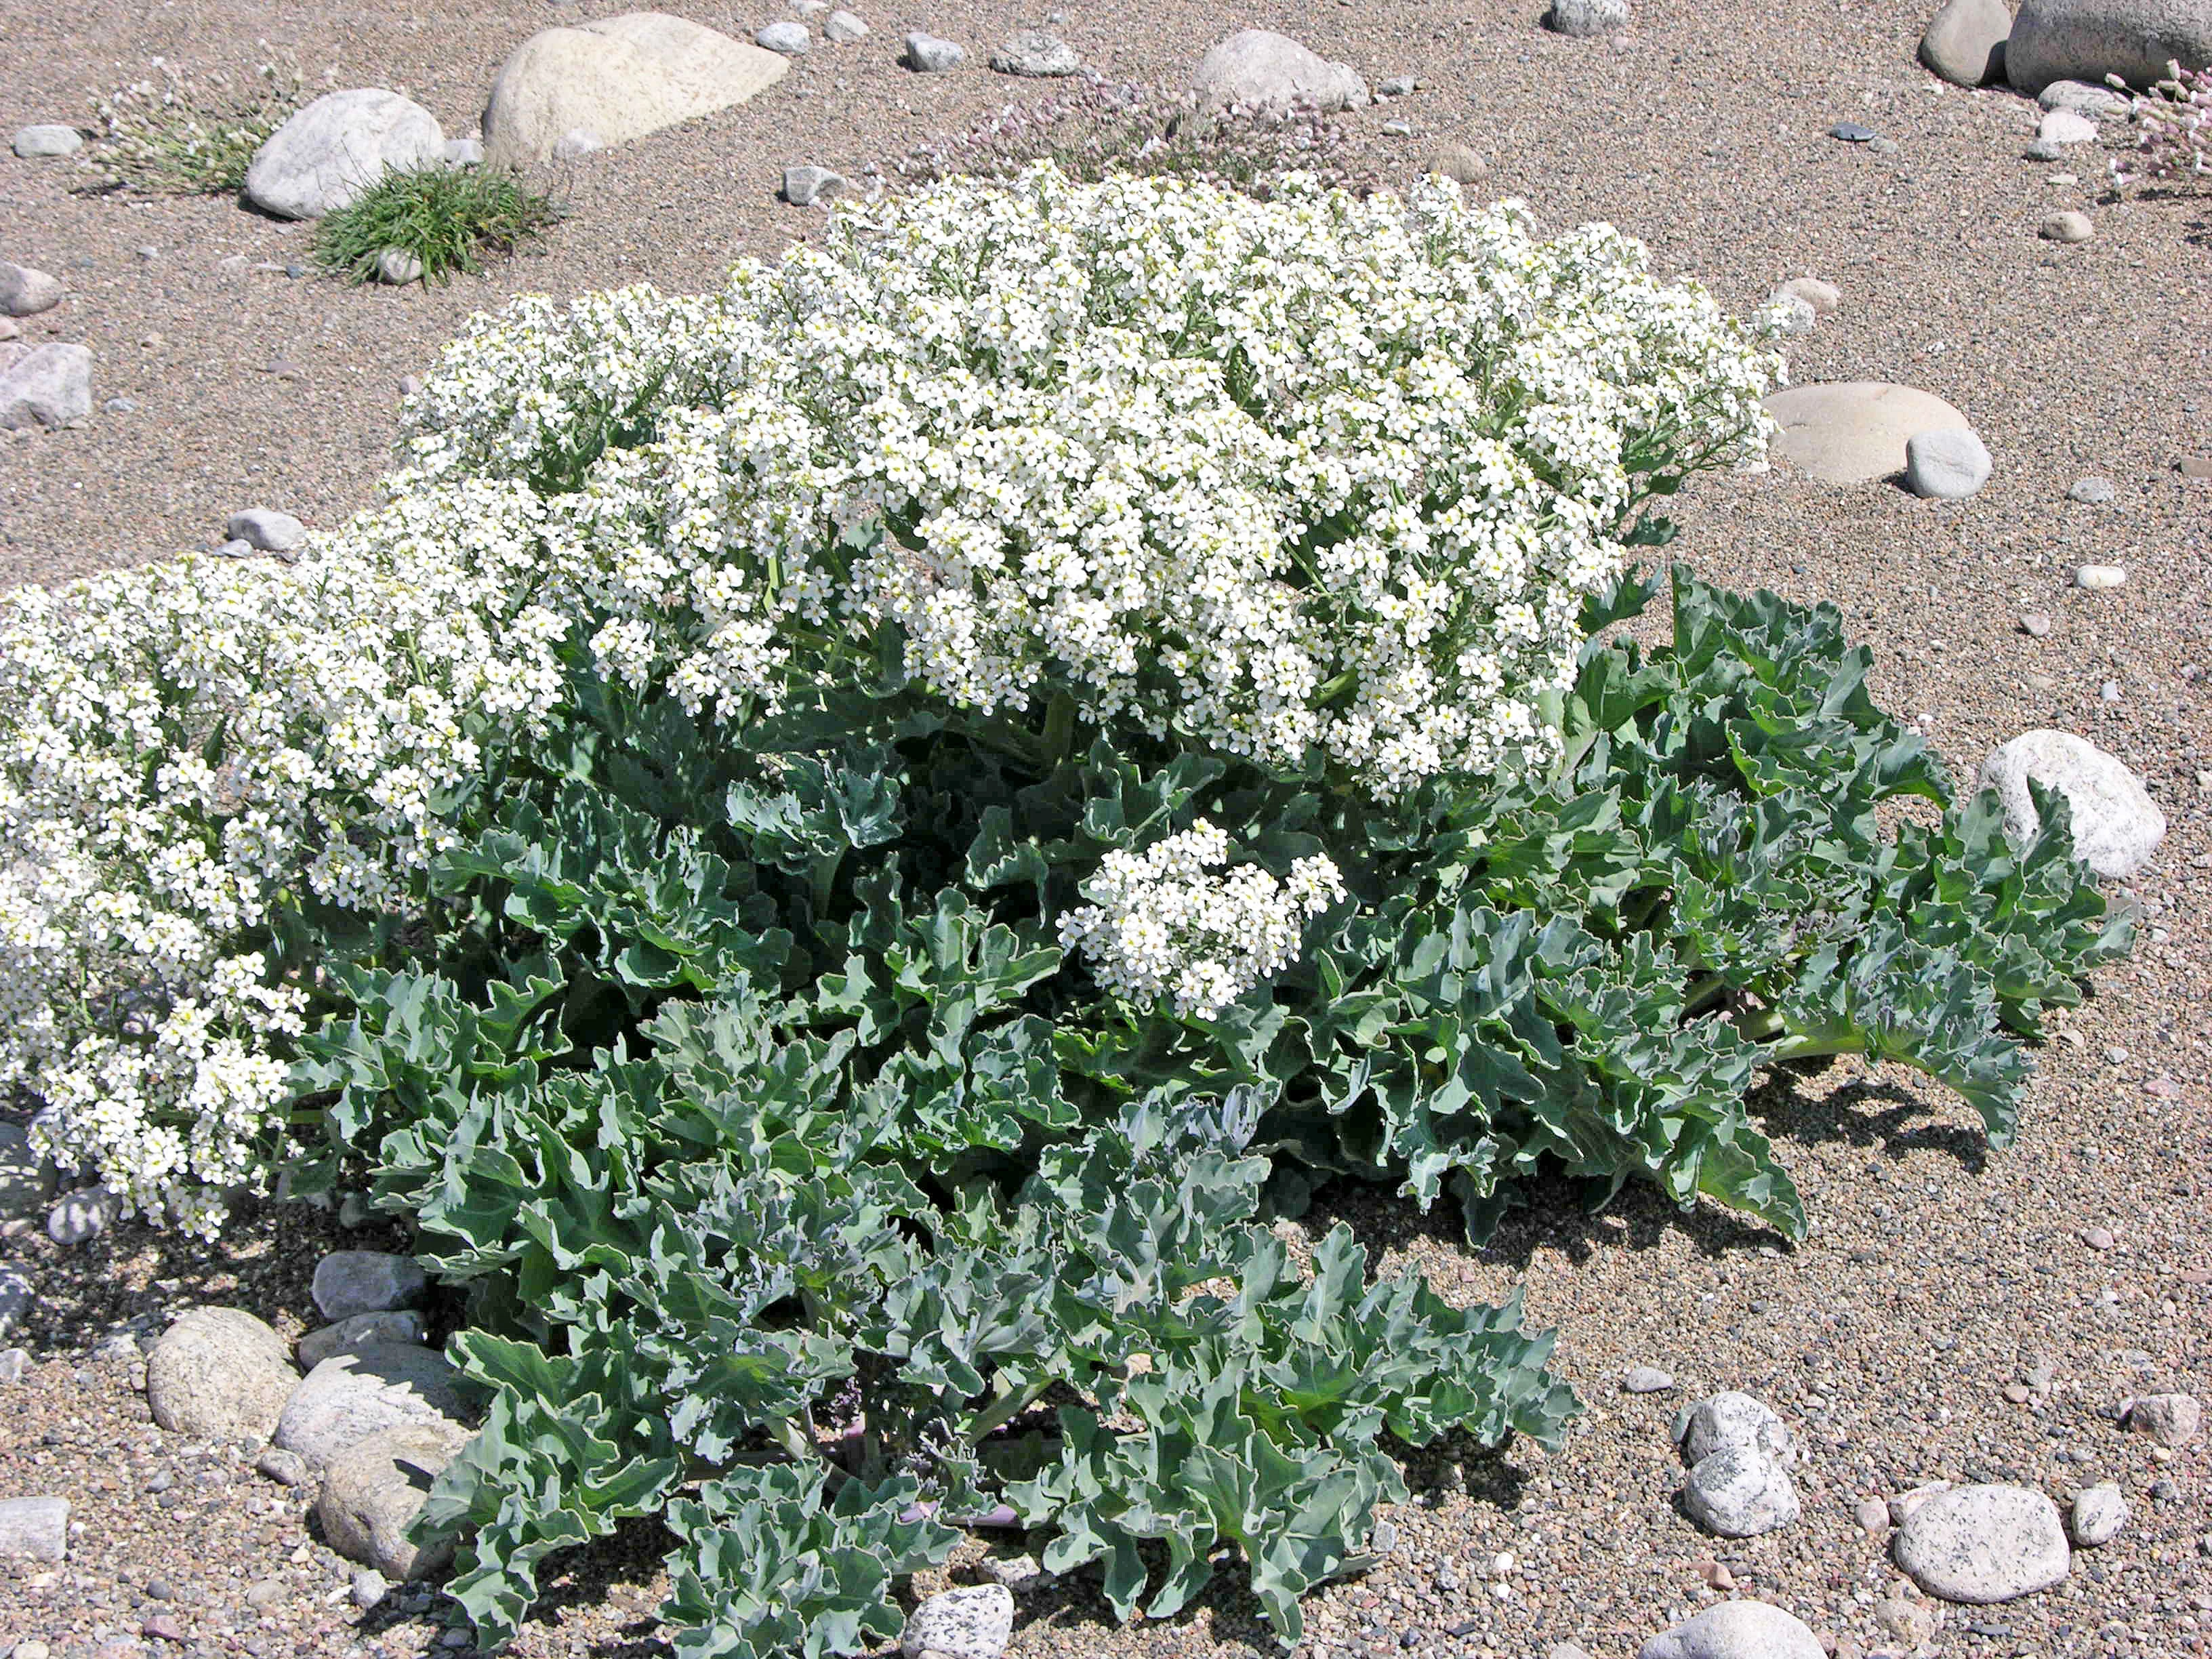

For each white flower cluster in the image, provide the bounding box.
[1057,822,1345,1019]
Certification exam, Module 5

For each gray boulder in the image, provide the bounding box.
[2039,76,2134,113]
[1976,730,2165,878]
[12,125,83,159]
[272,1343,472,1469]
[2068,1483,2128,1546]
[1637,1601,1826,1659]
[1548,0,1631,35]
[312,1250,428,1321]
[1921,0,2013,85]
[0,262,62,318]
[226,507,305,552]
[2007,0,2212,91]
[899,1583,1014,1659]
[315,1419,474,1578]
[1904,426,1993,498]
[904,30,967,70]
[244,89,443,220]
[1189,30,1369,113]
[990,30,1082,75]
[297,1309,427,1370]
[1680,1443,1801,1537]
[0,1496,67,1561]
[1895,1483,2069,1603]
[146,1308,298,1443]
[44,1181,116,1243]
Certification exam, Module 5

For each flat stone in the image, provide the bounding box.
[1189,28,1368,113]
[1830,120,1877,140]
[990,29,1081,75]
[2042,209,2094,243]
[904,30,966,70]
[1637,1601,1825,1659]
[147,1309,298,1443]
[2068,475,2116,502]
[1547,0,1631,36]
[2019,611,2053,636]
[2069,1482,2129,1546]
[0,262,62,318]
[483,13,789,170]
[1904,426,1993,499]
[2039,106,2100,142]
[1921,0,2013,85]
[1763,382,1972,485]
[756,20,811,54]
[12,125,83,159]
[900,1584,1013,1659]
[244,89,444,220]
[316,1419,474,1578]
[1681,1443,1801,1537]
[1893,1483,2070,1603]
[1856,1496,1891,1533]
[297,1309,427,1370]
[1978,729,2165,877]
[2074,562,2126,588]
[253,1447,310,1487]
[781,165,846,206]
[1776,276,1841,313]
[272,1343,472,1469]
[824,9,868,41]
[226,508,305,552]
[2126,1392,2201,1446]
[1418,141,1487,183]
[2006,0,2212,96]
[312,1250,427,1320]
[1624,1366,1676,1393]
[1675,1391,1797,1466]
[2039,77,2133,115]
[0,1496,68,1561]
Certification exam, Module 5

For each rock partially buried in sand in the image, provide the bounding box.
[2039,106,2100,142]
[1419,141,1488,183]
[11,124,83,159]
[0,262,62,318]
[2039,76,2133,115]
[1893,1483,2070,1603]
[483,12,789,171]
[1763,382,1972,485]
[1189,29,1370,113]
[1978,729,2165,878]
[1637,1600,1825,1659]
[1547,0,1632,37]
[1920,0,2012,85]
[990,29,1081,75]
[244,89,443,220]
[2006,0,2212,94]
[272,1343,474,1469]
[0,1496,68,1561]
[1775,275,1840,313]
[1904,426,1992,498]
[2042,209,2094,241]
[316,1419,474,1578]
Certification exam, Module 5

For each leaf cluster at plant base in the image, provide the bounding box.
[293,563,2126,1654]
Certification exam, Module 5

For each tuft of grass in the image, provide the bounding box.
[312,165,564,286]
[89,53,314,196]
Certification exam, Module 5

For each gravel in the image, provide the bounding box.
[1,1,2209,1656]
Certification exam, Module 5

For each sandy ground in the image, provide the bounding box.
[1,0,2209,1656]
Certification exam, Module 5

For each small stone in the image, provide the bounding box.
[2069,1483,2128,1547]
[373,247,424,286]
[312,1250,428,1320]
[1874,1597,1938,1647]
[2019,611,2053,637]
[2178,453,2212,478]
[989,30,1080,75]
[1680,1443,1801,1537]
[12,125,83,159]
[1549,1646,1597,1659]
[443,136,484,168]
[351,1568,390,1609]
[2041,210,2093,243]
[2126,1393,2202,1448]
[1777,275,1841,314]
[1675,1392,1796,1466]
[977,1551,1051,1591]
[1830,121,1877,141]
[102,396,135,414]
[2039,79,2131,119]
[297,1309,428,1370]
[45,1184,117,1245]
[2003,1380,2034,1404]
[2080,1225,2115,1250]
[2036,108,2098,144]
[899,1583,1013,1659]
[824,9,868,41]
[2074,562,2125,588]
[142,1612,185,1642]
[1378,74,1419,96]
[1856,1497,1891,1533]
[2024,136,2068,160]
[1547,0,1631,36]
[243,1579,286,1609]
[0,316,16,340]
[1419,141,1487,183]
[253,1447,310,1486]
[0,262,64,318]
[2067,475,2115,504]
[1624,1366,1676,1393]
[0,1496,68,1561]
[904,30,966,70]
[1636,1600,1825,1659]
[781,165,846,205]
[268,358,306,380]
[216,537,258,559]
[756,20,811,53]
[0,1347,29,1383]
[226,507,306,552]
[1382,119,1414,136]
[1868,135,1901,155]
[1904,426,1992,499]
[440,1631,470,1650]
[1893,1483,2070,1603]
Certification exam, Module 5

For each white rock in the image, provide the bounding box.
[2074,562,2126,588]
[1920,0,2013,85]
[1889,1480,1954,1526]
[2125,1392,2202,1446]
[824,9,869,40]
[272,1343,473,1469]
[1189,29,1369,114]
[2068,474,2116,503]
[1548,0,1631,35]
[1904,426,1993,499]
[1680,1443,1801,1537]
[374,248,424,285]
[1893,1483,2070,1603]
[781,165,846,205]
[756,20,811,54]
[146,1308,298,1443]
[899,1584,1014,1659]
[0,262,62,317]
[0,1347,29,1383]
[312,1250,428,1320]
[297,1309,428,1370]
[1637,1601,1825,1659]
[216,537,258,560]
[483,13,789,171]
[2039,77,2133,115]
[45,1183,117,1244]
[316,1419,474,1578]
[1675,1392,1797,1466]
[904,30,966,70]
[990,29,1082,75]
[2006,0,2212,96]
[1624,1365,1676,1393]
[2038,106,2100,142]
[1767,293,1818,335]
[243,89,444,220]
[0,1496,68,1561]
[1776,275,1841,314]
[1763,382,1973,485]
[11,125,83,159]
[226,507,306,551]
[1977,729,2165,877]
[442,136,484,168]
[351,1568,391,1610]
[2069,1482,2129,1546]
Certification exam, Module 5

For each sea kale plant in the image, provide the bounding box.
[2110,61,2212,188]
[0,165,2129,1652]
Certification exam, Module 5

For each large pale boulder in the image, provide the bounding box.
[1921,0,2014,85]
[244,89,443,220]
[2006,0,2212,91]
[1763,382,1972,485]
[482,12,789,171]
[146,1309,298,1443]
[1893,1483,2070,1603]
[1638,1601,1826,1659]
[1189,30,1369,114]
[272,1343,473,1469]
[316,1419,473,1578]
[1977,730,2165,877]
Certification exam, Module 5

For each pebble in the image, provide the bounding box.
[1855,1496,1890,1533]
[1624,1365,1676,1393]
[102,396,136,414]
[2068,475,2115,503]
[1676,1392,1795,1465]
[1382,119,1414,136]
[824,9,868,41]
[1378,73,1419,96]
[1637,1600,1825,1658]
[904,30,966,70]
[0,1346,29,1383]
[1419,142,1488,183]
[989,30,1080,75]
[977,1551,1051,1591]
[2081,1225,2115,1254]
[899,1584,1013,1659]
[351,1568,390,1609]
[2125,1392,2202,1447]
[1868,135,1900,154]
[1893,1483,2070,1603]
[1547,0,1631,36]
[1904,426,1992,499]
[443,136,484,169]
[141,1613,184,1642]
[1874,1597,1938,1647]
[781,165,846,205]
[1776,275,1840,313]
[45,1185,117,1245]
[2018,611,2052,637]
[2069,1483,2129,1547]
[216,537,258,559]
[0,262,63,319]
[2179,453,2212,478]
[2036,108,2098,144]
[12,125,83,159]
[312,1250,428,1320]
[2074,562,2125,588]
[2041,210,2093,243]
[0,1496,69,1561]
[2039,79,2132,118]
[266,359,306,380]
[756,20,811,53]
[374,248,424,286]
[226,508,306,552]
[243,1578,286,1608]
[253,1447,310,1486]
[1830,121,1877,141]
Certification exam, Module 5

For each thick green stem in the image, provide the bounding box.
[808,850,843,917]
[962,1376,1057,1448]
[772,1418,849,1490]
[1042,691,1079,767]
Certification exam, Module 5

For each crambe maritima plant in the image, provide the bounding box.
[2110,61,2212,188]
[0,163,2130,1654]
